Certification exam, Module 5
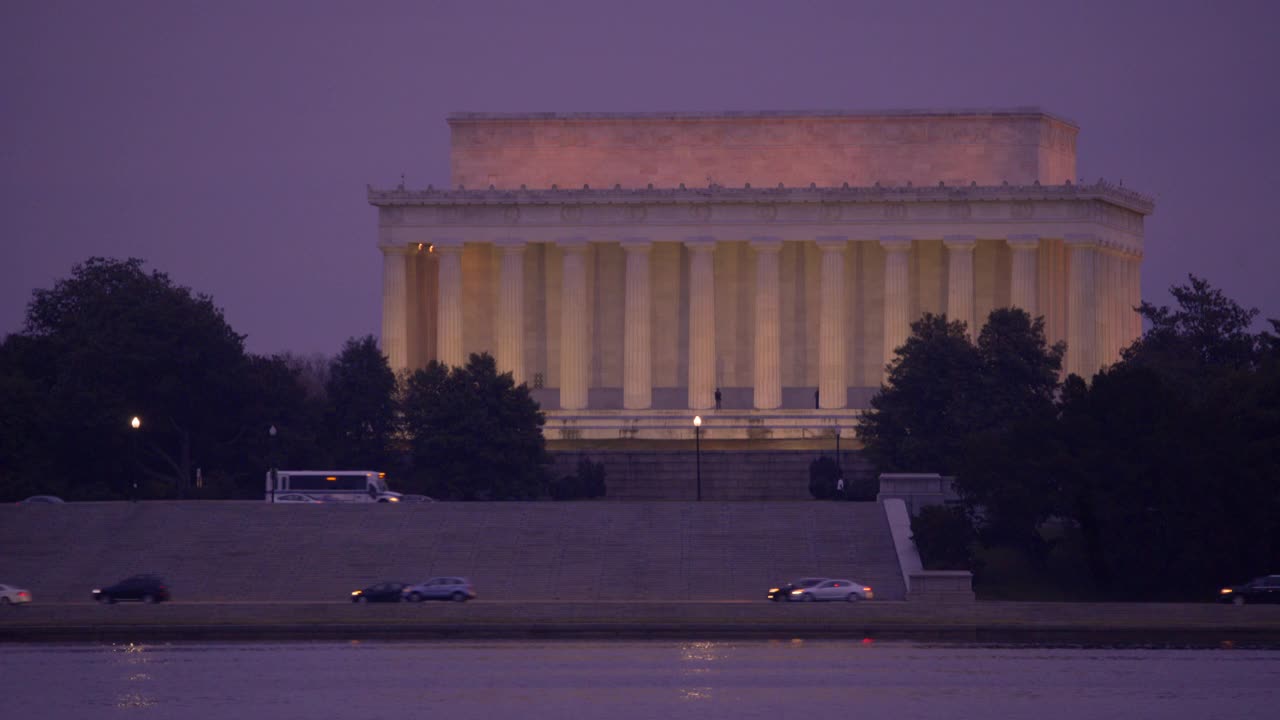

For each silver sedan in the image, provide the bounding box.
[789,578,873,602]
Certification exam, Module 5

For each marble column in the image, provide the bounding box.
[751,237,782,410]
[1008,235,1039,317]
[944,236,976,337]
[622,239,653,410]
[559,239,589,411]
[817,237,847,409]
[495,240,526,385]
[1130,253,1143,345]
[686,238,716,410]
[881,237,912,372]
[1066,234,1098,378]
[435,243,464,368]
[380,246,409,374]
[1107,250,1121,363]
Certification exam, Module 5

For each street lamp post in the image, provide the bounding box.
[834,426,841,471]
[693,415,703,502]
[834,426,844,497]
[268,425,278,504]
[129,416,141,501]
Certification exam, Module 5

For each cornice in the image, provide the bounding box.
[367,180,1154,216]
[447,106,1077,127]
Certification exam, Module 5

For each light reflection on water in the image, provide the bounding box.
[2,639,1278,719]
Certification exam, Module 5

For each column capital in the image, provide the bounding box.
[557,236,590,252]
[750,236,783,253]
[684,236,717,253]
[1064,233,1100,248]
[880,236,912,252]
[816,236,848,252]
[1007,234,1040,250]
[943,235,977,250]
[431,239,464,255]
[620,237,653,252]
[494,237,528,251]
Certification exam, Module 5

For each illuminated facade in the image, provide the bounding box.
[369,109,1153,439]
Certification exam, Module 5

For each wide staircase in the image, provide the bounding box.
[0,501,906,603]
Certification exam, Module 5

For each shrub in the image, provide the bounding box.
[808,456,840,499]
[550,457,607,501]
[910,504,976,570]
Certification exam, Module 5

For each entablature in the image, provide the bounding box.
[368,180,1154,216]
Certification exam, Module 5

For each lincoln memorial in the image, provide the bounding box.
[369,109,1153,441]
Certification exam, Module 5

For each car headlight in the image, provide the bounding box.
[1220,588,1233,594]
[790,589,804,595]
[351,590,362,596]
[769,588,780,593]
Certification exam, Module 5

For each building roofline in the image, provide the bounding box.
[447,107,1079,128]
[367,180,1152,215]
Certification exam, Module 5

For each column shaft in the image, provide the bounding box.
[752,239,782,410]
[622,240,653,410]
[1008,235,1039,317]
[686,240,716,410]
[380,247,409,373]
[882,238,912,373]
[496,242,526,384]
[944,236,976,337]
[559,242,589,410]
[436,245,464,368]
[1066,236,1098,378]
[818,238,847,409]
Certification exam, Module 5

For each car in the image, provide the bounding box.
[1219,574,1280,605]
[93,574,171,604]
[767,577,828,602]
[789,578,874,602]
[402,577,476,602]
[400,494,436,503]
[351,582,408,603]
[0,583,32,605]
[274,493,325,504]
[18,495,65,504]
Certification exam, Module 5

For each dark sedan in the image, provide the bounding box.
[93,574,171,604]
[1219,575,1280,605]
[351,582,407,603]
[766,577,827,601]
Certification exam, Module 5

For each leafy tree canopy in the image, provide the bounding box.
[1,258,252,499]
[858,313,982,474]
[324,335,398,470]
[402,353,548,500]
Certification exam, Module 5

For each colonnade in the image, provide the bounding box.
[381,233,1142,409]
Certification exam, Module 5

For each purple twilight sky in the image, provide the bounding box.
[3,0,1278,357]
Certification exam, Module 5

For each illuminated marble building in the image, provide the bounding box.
[369,109,1152,440]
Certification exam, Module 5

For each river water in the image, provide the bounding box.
[3,639,1278,719]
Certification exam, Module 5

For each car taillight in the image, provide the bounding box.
[18,591,29,597]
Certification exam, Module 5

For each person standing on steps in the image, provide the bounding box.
[714,388,722,410]
[814,389,820,409]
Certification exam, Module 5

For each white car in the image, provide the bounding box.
[274,493,325,503]
[0,583,32,605]
[403,577,476,602]
[789,578,873,602]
